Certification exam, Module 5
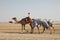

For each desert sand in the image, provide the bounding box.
[0,22,60,40]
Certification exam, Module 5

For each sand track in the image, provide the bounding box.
[0,23,60,40]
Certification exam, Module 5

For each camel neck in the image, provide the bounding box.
[14,19,18,23]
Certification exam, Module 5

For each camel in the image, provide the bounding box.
[12,17,32,32]
[30,19,55,34]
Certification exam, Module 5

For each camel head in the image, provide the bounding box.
[12,17,17,20]
[12,17,18,23]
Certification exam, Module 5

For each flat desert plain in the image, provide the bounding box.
[0,22,60,40]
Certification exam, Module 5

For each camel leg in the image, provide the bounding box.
[51,26,55,33]
[48,27,52,34]
[23,25,28,32]
[30,23,33,33]
[41,27,45,33]
[37,25,40,33]
[30,27,33,33]
[23,25,25,30]
[30,26,34,33]
[21,25,24,32]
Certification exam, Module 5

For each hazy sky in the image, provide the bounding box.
[0,0,60,22]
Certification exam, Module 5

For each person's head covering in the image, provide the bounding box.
[28,12,30,17]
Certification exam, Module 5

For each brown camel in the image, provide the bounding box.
[12,17,32,32]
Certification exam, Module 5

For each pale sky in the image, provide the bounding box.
[0,0,60,22]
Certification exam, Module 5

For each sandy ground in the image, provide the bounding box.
[0,22,60,40]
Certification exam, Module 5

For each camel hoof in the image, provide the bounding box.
[24,30,28,32]
[38,32,40,34]
[50,32,52,34]
[30,32,33,34]
[40,32,44,34]
[26,31,28,32]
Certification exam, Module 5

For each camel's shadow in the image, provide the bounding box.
[3,32,42,34]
